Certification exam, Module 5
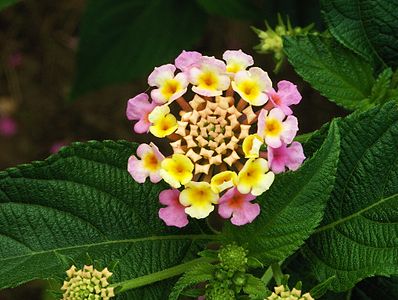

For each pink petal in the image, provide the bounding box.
[149,172,162,183]
[230,201,260,226]
[201,56,226,72]
[268,107,285,121]
[159,206,189,228]
[134,119,151,134]
[150,142,165,161]
[218,188,257,225]
[257,109,267,136]
[159,189,180,206]
[268,142,305,173]
[218,202,234,219]
[136,143,153,158]
[277,80,302,106]
[126,93,150,120]
[223,49,254,67]
[158,189,188,228]
[175,50,203,72]
[127,156,148,183]
[148,64,176,87]
[285,142,305,171]
[281,115,298,144]
[268,145,288,174]
[192,86,222,97]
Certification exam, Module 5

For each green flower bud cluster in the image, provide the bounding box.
[61,265,115,300]
[205,243,249,300]
[253,14,314,71]
[268,284,314,300]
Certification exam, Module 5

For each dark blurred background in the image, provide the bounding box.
[0,0,345,299]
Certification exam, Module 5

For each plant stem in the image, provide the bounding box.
[271,262,284,285]
[261,265,273,285]
[112,257,214,294]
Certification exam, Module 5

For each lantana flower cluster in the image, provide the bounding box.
[61,265,115,300]
[126,50,305,227]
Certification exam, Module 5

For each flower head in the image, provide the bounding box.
[128,143,164,183]
[148,64,188,104]
[179,181,218,219]
[218,188,260,225]
[61,265,115,300]
[126,93,158,134]
[268,142,305,174]
[126,50,304,227]
[257,108,298,148]
[158,189,188,228]
[267,80,301,115]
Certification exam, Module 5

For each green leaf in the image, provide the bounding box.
[310,276,336,299]
[369,68,393,104]
[0,140,216,299]
[0,0,19,10]
[304,102,398,291]
[222,121,340,265]
[71,0,206,99]
[321,0,398,68]
[243,274,268,299]
[168,262,215,300]
[284,35,375,110]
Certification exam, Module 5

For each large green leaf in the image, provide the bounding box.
[0,140,214,299]
[71,0,206,99]
[321,0,398,68]
[304,102,398,291]
[222,122,340,265]
[284,35,375,110]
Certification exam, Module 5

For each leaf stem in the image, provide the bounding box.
[112,257,214,294]
[260,266,273,285]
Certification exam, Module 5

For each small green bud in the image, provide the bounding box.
[218,243,248,272]
[232,272,247,286]
[205,281,236,300]
[214,269,227,281]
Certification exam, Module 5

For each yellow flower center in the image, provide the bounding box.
[264,118,282,136]
[198,71,219,90]
[161,79,181,99]
[150,113,178,137]
[142,152,160,171]
[160,154,194,188]
[238,159,264,185]
[238,80,260,100]
[226,62,241,73]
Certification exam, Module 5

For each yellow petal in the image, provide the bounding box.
[210,171,238,193]
[242,134,263,158]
